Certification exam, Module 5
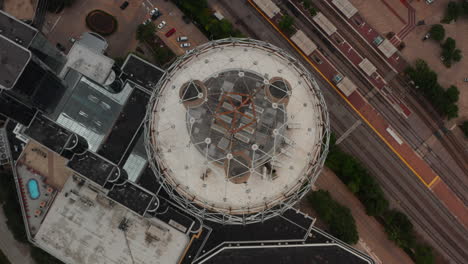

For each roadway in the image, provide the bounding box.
[208,0,468,263]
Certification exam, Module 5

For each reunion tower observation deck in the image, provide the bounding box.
[145,38,330,225]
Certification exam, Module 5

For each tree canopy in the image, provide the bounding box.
[441,37,462,67]
[308,190,359,244]
[278,15,296,36]
[136,23,156,42]
[429,24,445,41]
[441,1,461,23]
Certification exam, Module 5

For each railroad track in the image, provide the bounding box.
[329,113,468,264]
[307,0,468,203]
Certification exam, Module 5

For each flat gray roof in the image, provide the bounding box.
[0,10,38,48]
[0,35,31,90]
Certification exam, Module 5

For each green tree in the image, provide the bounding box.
[460,121,468,137]
[441,37,462,67]
[308,190,359,244]
[303,0,312,9]
[445,85,459,103]
[383,210,415,249]
[278,15,295,36]
[441,1,461,23]
[136,23,156,42]
[428,24,445,41]
[414,244,435,264]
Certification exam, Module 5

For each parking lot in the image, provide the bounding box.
[401,0,468,123]
[149,0,208,56]
[42,0,150,57]
[41,0,208,59]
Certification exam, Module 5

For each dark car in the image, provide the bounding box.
[165,28,176,37]
[120,1,129,10]
[56,43,66,52]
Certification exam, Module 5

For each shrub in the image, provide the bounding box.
[441,1,460,23]
[278,15,295,36]
[428,24,445,41]
[308,190,359,244]
[414,244,435,264]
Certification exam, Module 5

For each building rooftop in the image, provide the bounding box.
[23,114,76,154]
[97,85,149,164]
[0,10,38,48]
[0,35,31,90]
[108,181,156,216]
[34,177,190,264]
[199,244,373,264]
[60,43,114,84]
[67,151,120,186]
[121,54,165,90]
[146,39,328,223]
[54,76,131,152]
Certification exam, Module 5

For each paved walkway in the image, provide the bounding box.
[314,168,414,264]
[0,209,34,264]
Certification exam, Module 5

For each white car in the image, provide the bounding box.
[426,0,435,4]
[180,43,191,48]
[150,8,159,16]
[185,49,194,54]
[142,18,151,25]
[157,21,166,29]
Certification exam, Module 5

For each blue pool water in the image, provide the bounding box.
[27,179,40,200]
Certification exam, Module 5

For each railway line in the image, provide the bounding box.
[291,0,468,203]
[210,0,468,262]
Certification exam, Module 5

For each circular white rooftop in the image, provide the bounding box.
[146,38,329,224]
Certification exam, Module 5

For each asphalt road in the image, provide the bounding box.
[208,0,468,263]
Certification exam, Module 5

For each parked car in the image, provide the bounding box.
[177,36,188,42]
[180,43,191,48]
[69,37,76,43]
[422,32,430,41]
[426,0,435,4]
[185,49,194,54]
[165,28,176,37]
[120,1,129,10]
[150,8,159,16]
[143,19,152,25]
[157,21,167,29]
[56,43,66,52]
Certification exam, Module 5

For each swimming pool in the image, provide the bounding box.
[27,179,40,200]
